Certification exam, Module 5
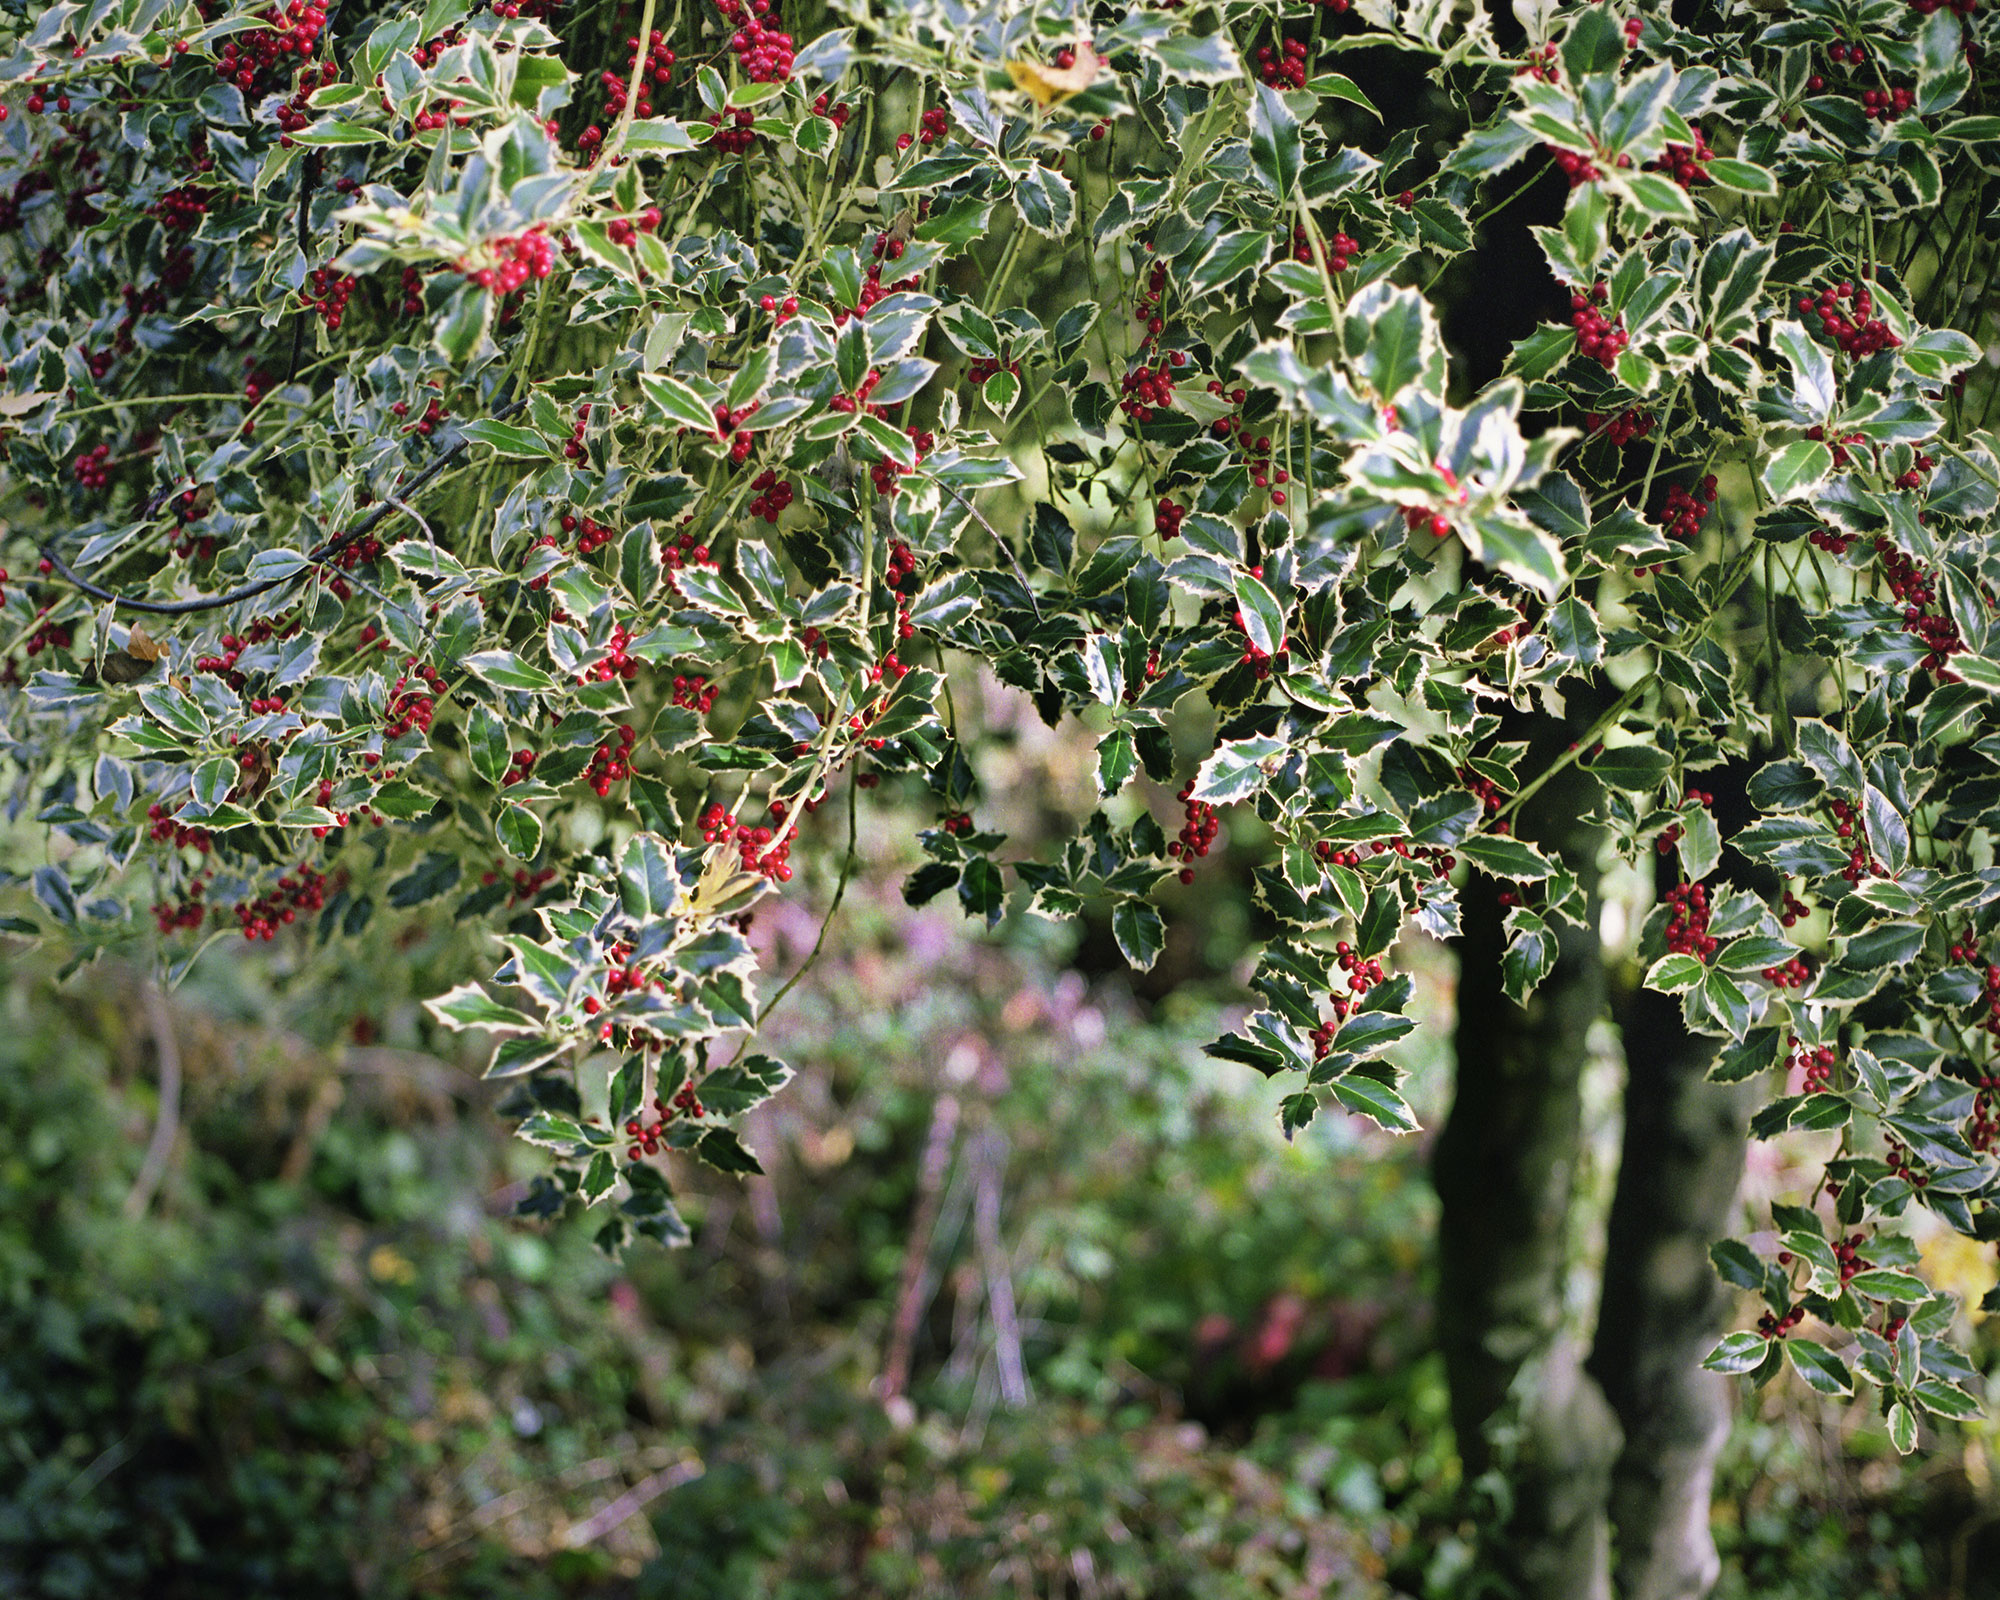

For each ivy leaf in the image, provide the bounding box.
[1249,83,1303,198]
[1152,31,1242,82]
[1112,897,1166,971]
[959,856,1005,928]
[425,983,541,1033]
[497,802,542,861]
[1761,440,1834,503]
[1013,165,1074,236]
[1331,1074,1420,1133]
[1233,571,1287,656]
[1702,1330,1771,1375]
[1097,727,1139,798]
[1785,1338,1854,1396]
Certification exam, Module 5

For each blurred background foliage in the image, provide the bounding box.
[3,751,1996,1598]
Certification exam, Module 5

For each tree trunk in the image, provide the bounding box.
[1435,763,1619,1600]
[1588,975,1757,1600]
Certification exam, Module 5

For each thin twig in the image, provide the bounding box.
[39,398,525,616]
[972,1126,1028,1409]
[123,984,182,1219]
[559,1458,703,1549]
[880,1092,961,1403]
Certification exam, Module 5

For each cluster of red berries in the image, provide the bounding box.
[1661,880,1717,960]
[234,866,327,941]
[1779,887,1811,928]
[1970,1080,1998,1153]
[1569,281,1627,367]
[1255,38,1310,91]
[1806,523,1851,557]
[704,106,761,154]
[625,1083,707,1159]
[1966,956,2000,1040]
[711,399,760,464]
[966,354,1021,388]
[384,660,446,738]
[721,0,794,81]
[810,92,853,129]
[462,230,554,294]
[583,724,638,798]
[1656,477,1718,542]
[838,230,922,324]
[1121,649,1165,707]
[214,1,328,96]
[938,811,975,837]
[748,468,794,523]
[1133,259,1170,344]
[399,266,426,317]
[585,623,643,685]
[154,881,208,934]
[1403,505,1454,540]
[1587,408,1654,447]
[605,207,663,248]
[885,539,920,594]
[1763,956,1812,990]
[521,533,560,589]
[1517,41,1560,81]
[829,369,883,417]
[561,511,616,555]
[1288,224,1358,269]
[1622,14,1644,45]
[1461,769,1507,818]
[700,800,794,881]
[152,185,212,233]
[72,443,112,490]
[307,778,354,839]
[1168,781,1221,883]
[391,395,449,435]
[1120,359,1179,422]
[1894,449,1935,491]
[1155,497,1185,540]
[871,427,932,497]
[912,107,950,147]
[1756,1302,1806,1339]
[672,674,719,713]
[600,29,675,124]
[1857,83,1915,123]
[501,748,538,787]
[1551,147,1603,187]
[1789,1035,1837,1091]
[509,865,559,904]
[1334,939,1388,1000]
[301,266,354,330]
[147,803,212,852]
[1650,129,1713,188]
[1803,424,1866,469]
[24,607,72,659]
[274,60,341,144]
[1368,835,1462,882]
[410,97,470,136]
[1883,1138,1930,1188]
[1798,281,1898,357]
[564,402,590,462]
[756,290,802,329]
[1873,534,1964,671]
[1314,840,1364,868]
[660,523,718,593]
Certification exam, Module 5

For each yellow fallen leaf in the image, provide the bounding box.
[1005,40,1100,107]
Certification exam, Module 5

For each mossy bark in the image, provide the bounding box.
[1588,976,1757,1600]
[1436,760,1619,1600]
